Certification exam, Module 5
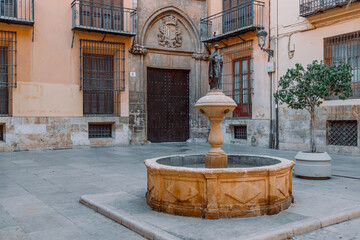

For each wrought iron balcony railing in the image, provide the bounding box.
[300,0,360,17]
[72,0,137,36]
[200,0,264,43]
[0,0,34,25]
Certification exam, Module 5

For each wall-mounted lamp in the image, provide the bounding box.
[256,28,274,57]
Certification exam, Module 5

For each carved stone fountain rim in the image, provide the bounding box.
[144,154,295,173]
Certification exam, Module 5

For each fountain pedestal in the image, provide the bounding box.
[144,91,295,219]
[195,90,237,168]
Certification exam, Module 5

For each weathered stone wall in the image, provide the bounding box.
[222,119,270,148]
[279,105,360,155]
[0,117,130,151]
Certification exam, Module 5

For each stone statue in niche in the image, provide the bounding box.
[158,15,182,48]
[208,44,223,90]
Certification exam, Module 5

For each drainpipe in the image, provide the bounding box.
[268,0,275,149]
[275,0,280,149]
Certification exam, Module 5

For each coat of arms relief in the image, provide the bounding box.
[158,15,182,48]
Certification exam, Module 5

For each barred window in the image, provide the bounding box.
[0,0,17,18]
[88,123,112,138]
[324,31,360,98]
[79,0,124,31]
[0,31,16,116]
[221,41,253,118]
[328,120,358,146]
[234,125,247,139]
[80,40,125,116]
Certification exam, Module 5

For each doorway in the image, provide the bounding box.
[147,68,190,142]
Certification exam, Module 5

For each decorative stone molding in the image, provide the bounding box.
[129,44,148,55]
[157,15,182,48]
[192,52,209,61]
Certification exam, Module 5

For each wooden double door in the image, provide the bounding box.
[147,68,189,143]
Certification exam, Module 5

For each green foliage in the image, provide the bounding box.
[274,60,353,112]
[275,60,353,152]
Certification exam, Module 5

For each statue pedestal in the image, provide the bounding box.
[205,117,227,168]
[195,90,237,168]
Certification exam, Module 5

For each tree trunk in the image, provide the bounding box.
[310,108,316,153]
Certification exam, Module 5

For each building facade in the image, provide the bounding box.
[273,0,360,154]
[0,0,359,154]
[0,0,135,151]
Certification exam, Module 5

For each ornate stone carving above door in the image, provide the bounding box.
[157,15,182,48]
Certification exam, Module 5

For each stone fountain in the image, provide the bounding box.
[145,45,295,219]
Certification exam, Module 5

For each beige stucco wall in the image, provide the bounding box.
[4,0,132,118]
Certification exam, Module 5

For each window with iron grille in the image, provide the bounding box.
[0,31,16,116]
[0,0,17,18]
[80,40,125,116]
[88,123,112,138]
[222,0,255,34]
[324,31,360,99]
[0,124,4,141]
[79,0,124,31]
[234,125,247,139]
[328,120,358,146]
[221,41,253,118]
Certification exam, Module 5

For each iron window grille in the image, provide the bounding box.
[234,125,247,139]
[0,0,34,25]
[80,39,125,116]
[328,120,358,146]
[0,124,4,141]
[88,123,112,138]
[200,0,264,43]
[299,0,360,17]
[0,31,16,116]
[220,40,253,118]
[324,31,360,99]
[72,0,137,36]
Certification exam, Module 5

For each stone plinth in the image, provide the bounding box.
[145,155,295,219]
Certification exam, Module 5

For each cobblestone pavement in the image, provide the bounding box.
[0,143,359,240]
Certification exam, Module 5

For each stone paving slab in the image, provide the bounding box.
[1,143,360,240]
[80,174,360,240]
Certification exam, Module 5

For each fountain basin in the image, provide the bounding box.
[145,154,295,219]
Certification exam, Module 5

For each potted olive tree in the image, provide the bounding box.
[275,60,352,179]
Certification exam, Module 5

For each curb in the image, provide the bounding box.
[246,206,360,240]
[80,195,182,240]
[80,194,360,240]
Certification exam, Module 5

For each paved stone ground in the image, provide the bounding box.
[0,143,359,240]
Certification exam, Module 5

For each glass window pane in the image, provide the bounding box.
[234,61,239,75]
[234,90,240,103]
[234,76,240,89]
[242,60,248,74]
[242,74,248,88]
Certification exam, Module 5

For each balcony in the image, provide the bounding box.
[72,0,137,36]
[300,0,360,17]
[200,0,264,43]
[0,0,34,26]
